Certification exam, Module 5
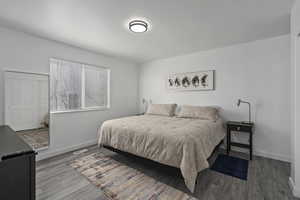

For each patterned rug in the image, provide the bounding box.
[70,152,198,200]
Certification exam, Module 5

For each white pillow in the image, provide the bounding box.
[146,104,177,116]
[177,105,219,120]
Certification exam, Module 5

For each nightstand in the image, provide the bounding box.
[227,121,254,160]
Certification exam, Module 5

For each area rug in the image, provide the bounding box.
[70,152,198,200]
[210,154,248,180]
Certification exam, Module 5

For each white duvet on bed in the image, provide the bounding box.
[98,115,225,192]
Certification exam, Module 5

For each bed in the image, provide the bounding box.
[98,112,225,192]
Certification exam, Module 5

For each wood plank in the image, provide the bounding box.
[36,145,299,200]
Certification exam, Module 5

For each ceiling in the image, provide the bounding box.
[0,0,294,63]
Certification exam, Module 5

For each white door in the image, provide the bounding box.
[5,72,49,131]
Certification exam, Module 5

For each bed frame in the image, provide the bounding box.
[103,139,224,168]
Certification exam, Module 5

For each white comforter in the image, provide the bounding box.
[98,115,225,192]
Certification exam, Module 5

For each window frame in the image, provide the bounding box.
[49,58,110,114]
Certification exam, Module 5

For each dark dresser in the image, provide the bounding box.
[0,126,36,200]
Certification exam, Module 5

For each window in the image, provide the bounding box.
[50,58,110,112]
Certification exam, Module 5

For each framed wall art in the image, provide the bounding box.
[167,70,214,91]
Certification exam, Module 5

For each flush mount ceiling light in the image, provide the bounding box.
[129,20,148,33]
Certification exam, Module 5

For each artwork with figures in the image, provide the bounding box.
[167,70,214,91]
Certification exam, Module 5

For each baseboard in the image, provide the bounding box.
[36,140,98,161]
[254,149,290,163]
[37,139,290,162]
[220,146,290,162]
[289,177,300,198]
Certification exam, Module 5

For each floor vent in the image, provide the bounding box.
[73,149,89,155]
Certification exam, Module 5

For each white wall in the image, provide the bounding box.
[0,26,139,159]
[290,0,300,197]
[139,35,291,162]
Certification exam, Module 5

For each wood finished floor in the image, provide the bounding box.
[36,145,298,200]
[17,128,49,150]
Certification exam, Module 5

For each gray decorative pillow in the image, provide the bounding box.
[177,105,218,120]
[146,104,177,116]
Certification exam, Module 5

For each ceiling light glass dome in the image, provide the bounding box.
[129,20,148,33]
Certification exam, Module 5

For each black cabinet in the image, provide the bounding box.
[226,121,254,160]
[0,126,36,200]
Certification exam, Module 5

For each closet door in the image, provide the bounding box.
[5,72,48,131]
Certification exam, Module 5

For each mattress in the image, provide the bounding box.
[98,115,225,192]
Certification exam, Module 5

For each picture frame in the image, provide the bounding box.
[167,70,214,91]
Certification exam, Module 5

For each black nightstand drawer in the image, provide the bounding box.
[228,124,251,132]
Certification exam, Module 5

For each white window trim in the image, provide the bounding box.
[50,106,109,114]
[49,58,111,114]
[81,66,86,108]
